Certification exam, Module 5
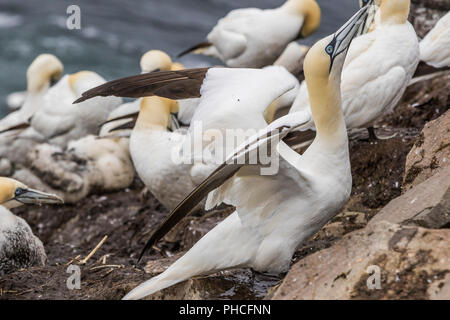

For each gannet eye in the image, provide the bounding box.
[325,45,334,55]
[14,188,25,197]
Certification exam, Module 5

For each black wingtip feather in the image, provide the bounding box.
[177,41,212,58]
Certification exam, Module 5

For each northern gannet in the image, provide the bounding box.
[419,11,450,69]
[0,54,63,165]
[0,177,62,275]
[178,0,321,68]
[0,54,63,132]
[4,52,63,111]
[290,0,419,140]
[120,5,373,300]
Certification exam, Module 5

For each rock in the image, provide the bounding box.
[139,267,279,300]
[371,166,450,229]
[270,221,450,300]
[317,211,368,239]
[403,110,450,190]
[410,0,450,38]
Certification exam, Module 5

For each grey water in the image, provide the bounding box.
[0,0,359,117]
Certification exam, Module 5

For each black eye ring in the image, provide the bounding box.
[325,45,334,55]
[14,188,25,197]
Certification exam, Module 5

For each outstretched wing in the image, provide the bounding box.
[74,68,209,103]
[138,111,311,261]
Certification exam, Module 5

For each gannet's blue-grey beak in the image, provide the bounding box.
[14,187,63,205]
[326,3,376,71]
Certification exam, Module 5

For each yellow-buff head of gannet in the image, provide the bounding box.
[135,96,179,131]
[303,2,374,141]
[0,177,63,209]
[140,50,173,73]
[283,0,321,38]
[26,54,63,94]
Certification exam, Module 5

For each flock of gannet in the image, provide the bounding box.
[290,0,420,140]
[0,0,448,299]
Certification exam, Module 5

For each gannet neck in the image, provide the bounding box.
[304,37,346,145]
[308,73,346,144]
[379,0,410,25]
[135,96,179,131]
[26,54,63,94]
[140,50,173,73]
[282,0,321,37]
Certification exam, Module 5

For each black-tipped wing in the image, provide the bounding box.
[177,41,212,58]
[74,68,209,104]
[0,121,30,135]
[108,120,136,132]
[138,112,311,261]
[99,111,140,128]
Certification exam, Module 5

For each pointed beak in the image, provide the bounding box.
[15,189,64,205]
[331,2,375,62]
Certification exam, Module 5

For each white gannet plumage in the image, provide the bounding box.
[28,71,122,147]
[274,41,309,81]
[178,0,320,68]
[4,53,63,111]
[0,177,62,275]
[121,5,374,299]
[290,0,419,137]
[0,54,63,132]
[419,11,450,68]
[0,54,63,165]
[6,91,27,111]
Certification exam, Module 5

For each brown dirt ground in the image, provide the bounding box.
[0,72,448,300]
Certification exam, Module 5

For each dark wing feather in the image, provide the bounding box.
[74,68,209,104]
[0,121,31,135]
[177,41,212,58]
[108,120,136,132]
[99,111,140,128]
[137,123,297,262]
